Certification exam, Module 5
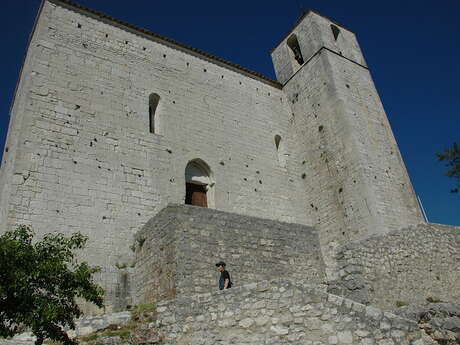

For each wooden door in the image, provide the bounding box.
[185,183,208,207]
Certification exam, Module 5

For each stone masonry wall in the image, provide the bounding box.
[330,223,460,311]
[156,278,426,345]
[271,12,423,278]
[133,205,326,305]
[132,206,178,305]
[0,0,313,310]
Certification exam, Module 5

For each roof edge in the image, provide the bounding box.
[46,0,282,89]
[270,9,355,53]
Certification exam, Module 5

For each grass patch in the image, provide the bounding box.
[79,322,137,345]
[44,341,64,345]
[102,328,131,340]
[80,333,98,342]
[76,304,159,345]
[395,300,408,308]
[115,262,128,269]
[131,303,156,321]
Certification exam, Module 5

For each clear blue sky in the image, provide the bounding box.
[1,0,459,226]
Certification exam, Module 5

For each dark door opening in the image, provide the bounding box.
[185,183,208,207]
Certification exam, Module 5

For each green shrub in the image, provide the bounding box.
[426,296,443,303]
[0,225,104,345]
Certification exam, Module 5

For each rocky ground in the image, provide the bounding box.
[77,305,162,345]
[394,300,460,345]
[2,299,460,345]
[0,304,163,345]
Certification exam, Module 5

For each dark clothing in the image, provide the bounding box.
[219,270,231,290]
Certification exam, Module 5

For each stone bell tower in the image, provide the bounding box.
[271,11,424,277]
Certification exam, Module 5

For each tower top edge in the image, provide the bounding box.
[270,9,356,54]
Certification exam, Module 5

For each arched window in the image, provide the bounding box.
[149,93,160,134]
[185,159,214,208]
[287,34,304,65]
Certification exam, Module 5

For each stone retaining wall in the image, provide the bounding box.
[329,223,460,310]
[156,278,425,345]
[133,204,326,305]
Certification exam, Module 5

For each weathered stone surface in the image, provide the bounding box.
[133,204,326,305]
[329,223,460,310]
[0,0,429,312]
[271,11,424,278]
[74,311,132,336]
[96,336,122,345]
[0,0,309,311]
[156,279,425,345]
[395,302,460,345]
[132,324,161,345]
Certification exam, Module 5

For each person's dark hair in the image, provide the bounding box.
[215,261,226,267]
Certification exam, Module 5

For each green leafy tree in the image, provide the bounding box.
[0,225,104,345]
[437,142,460,193]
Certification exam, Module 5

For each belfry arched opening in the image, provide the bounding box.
[184,159,214,208]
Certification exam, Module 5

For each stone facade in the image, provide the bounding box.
[329,222,460,311]
[1,2,459,343]
[132,204,326,306]
[0,0,308,309]
[0,0,443,314]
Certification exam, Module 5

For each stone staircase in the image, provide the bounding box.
[155,278,426,345]
[1,279,432,345]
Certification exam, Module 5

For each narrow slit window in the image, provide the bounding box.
[274,135,287,168]
[330,24,340,41]
[275,135,281,151]
[287,34,304,65]
[149,93,160,134]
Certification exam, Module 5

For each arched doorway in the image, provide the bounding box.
[184,159,214,208]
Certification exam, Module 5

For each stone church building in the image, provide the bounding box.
[1,0,458,323]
